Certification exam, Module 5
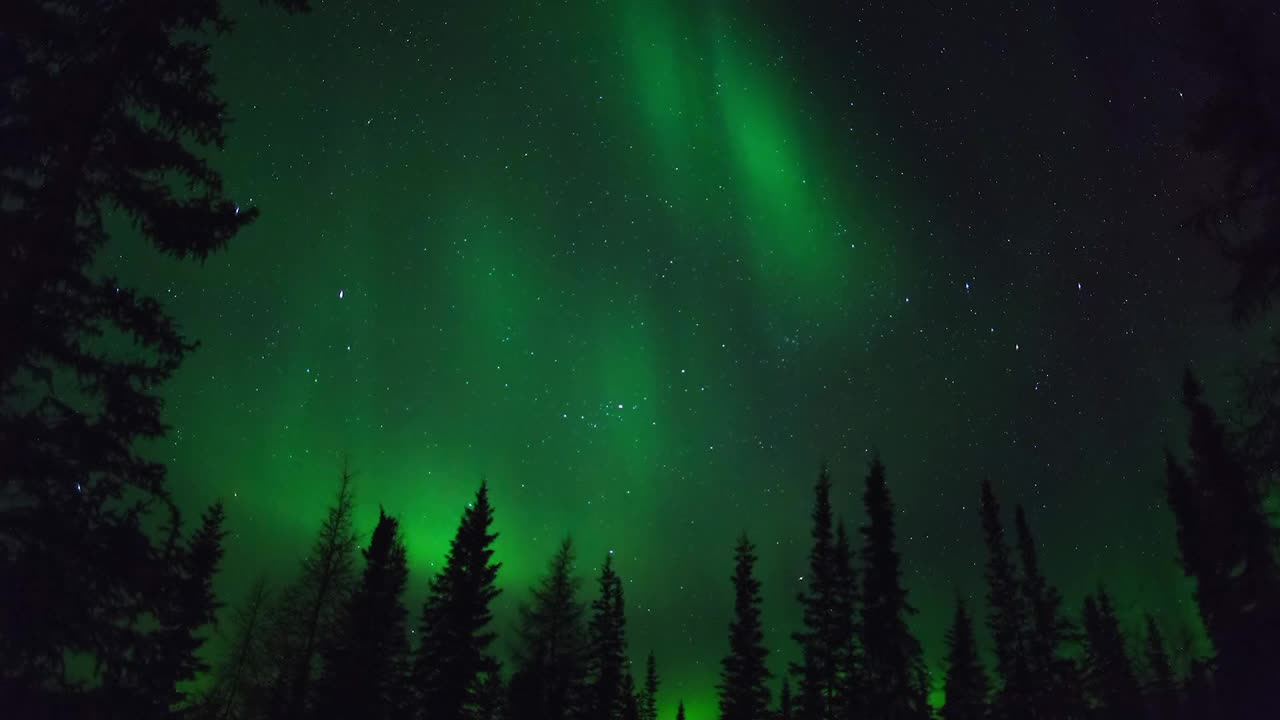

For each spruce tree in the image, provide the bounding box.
[979,480,1032,720]
[857,455,927,720]
[790,464,840,720]
[268,466,359,720]
[676,700,686,720]
[587,553,629,720]
[509,538,589,720]
[0,0,306,710]
[413,482,503,720]
[622,672,642,720]
[642,651,660,720]
[1141,614,1179,720]
[940,596,988,720]
[1014,505,1083,717]
[1081,587,1144,720]
[316,508,411,720]
[718,534,772,720]
[1166,370,1280,719]
[778,679,792,720]
[831,521,860,719]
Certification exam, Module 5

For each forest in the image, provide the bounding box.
[2,0,1279,719]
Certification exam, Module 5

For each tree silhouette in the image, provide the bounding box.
[1166,370,1280,718]
[202,577,273,720]
[586,553,630,720]
[979,480,1033,720]
[718,534,771,720]
[1141,614,1179,720]
[509,538,589,720]
[1013,505,1083,717]
[622,671,642,720]
[831,521,860,719]
[940,596,988,720]
[1081,586,1144,720]
[642,651,660,720]
[790,464,840,720]
[316,508,411,720]
[777,678,792,720]
[676,700,686,720]
[413,481,503,720]
[266,466,359,720]
[857,455,927,720]
[0,0,306,710]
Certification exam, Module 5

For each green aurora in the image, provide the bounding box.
[109,0,1249,715]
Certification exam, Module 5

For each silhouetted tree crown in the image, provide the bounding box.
[1081,586,1144,720]
[940,596,988,720]
[979,480,1033,720]
[509,538,589,720]
[718,534,771,720]
[316,507,411,720]
[790,464,840,720]
[587,553,630,720]
[413,481,503,720]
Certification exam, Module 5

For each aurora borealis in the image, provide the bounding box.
[110,0,1254,715]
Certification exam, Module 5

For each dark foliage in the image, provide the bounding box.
[857,456,927,720]
[1167,371,1280,719]
[316,508,411,720]
[789,464,840,720]
[586,553,630,720]
[509,538,589,720]
[413,482,503,720]
[641,651,660,720]
[718,534,771,720]
[940,596,988,720]
[1142,614,1180,720]
[0,0,305,713]
[979,481,1033,720]
[1081,586,1144,720]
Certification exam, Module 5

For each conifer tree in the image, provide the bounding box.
[622,672,642,720]
[979,480,1032,720]
[267,466,359,720]
[1166,370,1280,719]
[940,596,988,720]
[790,464,840,720]
[203,578,273,720]
[831,521,860,719]
[0,0,306,710]
[509,538,589,720]
[316,508,411,720]
[1014,505,1083,717]
[587,553,630,720]
[1081,587,1144,720]
[857,455,927,719]
[676,700,686,720]
[718,534,771,720]
[1142,614,1179,720]
[642,651,660,720]
[413,482,503,720]
[778,679,792,720]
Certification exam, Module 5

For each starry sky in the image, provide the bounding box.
[111,0,1262,715]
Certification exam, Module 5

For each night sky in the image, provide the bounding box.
[111,1,1259,715]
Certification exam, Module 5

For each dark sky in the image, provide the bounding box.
[117,0,1259,714]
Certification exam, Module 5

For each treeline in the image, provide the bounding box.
[175,376,1277,720]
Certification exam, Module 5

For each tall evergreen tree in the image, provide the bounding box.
[778,679,792,720]
[316,508,411,720]
[413,482,503,720]
[202,577,273,720]
[1013,505,1083,718]
[267,466,359,720]
[0,0,306,711]
[1141,614,1179,720]
[676,700,686,720]
[1081,587,1144,720]
[790,464,840,720]
[1166,370,1280,719]
[831,521,860,719]
[586,553,629,720]
[979,481,1032,720]
[509,538,589,720]
[857,455,927,720]
[622,671,642,720]
[940,596,988,720]
[642,651,660,720]
[718,534,772,720]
